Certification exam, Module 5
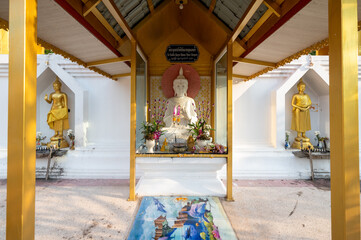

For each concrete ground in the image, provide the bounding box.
[0,179,344,240]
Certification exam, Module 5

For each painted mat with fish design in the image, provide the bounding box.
[127,197,237,240]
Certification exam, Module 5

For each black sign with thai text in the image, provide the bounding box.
[165,45,199,63]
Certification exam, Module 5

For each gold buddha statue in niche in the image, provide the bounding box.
[291,79,313,149]
[44,77,69,148]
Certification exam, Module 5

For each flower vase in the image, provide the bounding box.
[70,140,75,150]
[317,141,323,149]
[146,139,155,153]
[196,140,208,150]
[285,141,290,149]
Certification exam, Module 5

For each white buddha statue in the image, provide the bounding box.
[163,67,197,128]
[161,68,198,143]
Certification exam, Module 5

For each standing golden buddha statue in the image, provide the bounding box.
[44,77,69,148]
[291,79,313,149]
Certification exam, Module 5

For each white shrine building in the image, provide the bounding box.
[0,54,358,180]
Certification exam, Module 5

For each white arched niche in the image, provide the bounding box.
[36,62,86,147]
[273,61,329,149]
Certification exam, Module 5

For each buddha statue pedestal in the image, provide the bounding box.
[47,137,69,149]
[160,126,191,144]
[291,137,313,150]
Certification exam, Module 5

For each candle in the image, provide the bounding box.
[173,106,177,116]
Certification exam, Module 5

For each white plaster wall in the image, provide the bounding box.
[0,75,8,149]
[230,77,331,180]
[319,95,330,141]
[74,76,130,147]
[0,55,360,180]
[233,79,280,146]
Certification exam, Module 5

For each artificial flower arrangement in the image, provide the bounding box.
[141,120,165,141]
[208,143,227,154]
[285,131,291,149]
[193,101,214,123]
[314,131,329,149]
[67,129,75,150]
[147,98,168,122]
[36,132,46,146]
[188,118,214,141]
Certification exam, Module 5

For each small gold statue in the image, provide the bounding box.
[44,77,69,148]
[291,79,313,149]
[160,138,168,152]
[187,136,195,151]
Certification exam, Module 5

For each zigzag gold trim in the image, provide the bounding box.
[244,38,329,81]
[0,18,114,80]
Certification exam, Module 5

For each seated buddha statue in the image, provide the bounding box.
[161,68,198,143]
[163,68,197,127]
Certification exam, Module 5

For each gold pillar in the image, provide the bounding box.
[211,58,215,141]
[226,41,234,201]
[129,39,137,201]
[6,0,37,239]
[329,0,360,239]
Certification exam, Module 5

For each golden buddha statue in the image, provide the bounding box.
[44,77,69,148]
[291,79,313,149]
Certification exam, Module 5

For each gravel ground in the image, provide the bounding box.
[0,179,344,240]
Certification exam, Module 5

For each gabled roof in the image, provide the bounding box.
[0,0,359,81]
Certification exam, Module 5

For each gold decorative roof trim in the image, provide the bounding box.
[244,38,329,81]
[0,18,8,31]
[0,18,114,80]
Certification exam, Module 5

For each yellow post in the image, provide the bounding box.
[329,0,360,239]
[210,59,215,141]
[226,41,234,201]
[6,0,37,239]
[129,39,137,201]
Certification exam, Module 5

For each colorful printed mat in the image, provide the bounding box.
[128,197,237,240]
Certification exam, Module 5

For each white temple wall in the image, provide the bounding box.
[319,95,330,141]
[0,54,360,179]
[0,75,8,149]
[233,79,279,146]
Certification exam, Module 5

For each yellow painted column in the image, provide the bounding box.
[6,0,37,239]
[129,39,137,201]
[211,59,215,141]
[226,41,234,201]
[329,0,360,239]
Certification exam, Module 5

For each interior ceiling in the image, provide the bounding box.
[0,0,360,80]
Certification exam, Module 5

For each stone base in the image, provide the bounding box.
[291,140,313,150]
[136,157,227,197]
